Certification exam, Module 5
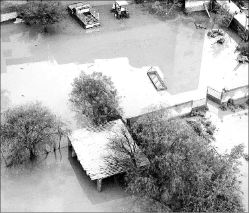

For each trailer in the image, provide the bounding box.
[68,2,100,29]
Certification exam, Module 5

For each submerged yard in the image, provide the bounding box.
[1,147,135,212]
[1,1,248,212]
[1,3,207,128]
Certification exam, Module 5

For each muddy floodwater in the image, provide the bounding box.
[1,147,137,212]
[1,3,206,127]
[1,3,208,211]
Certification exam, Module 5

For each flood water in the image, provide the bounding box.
[1,147,138,212]
[1,3,206,126]
[1,3,207,211]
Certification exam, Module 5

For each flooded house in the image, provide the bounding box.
[68,119,148,192]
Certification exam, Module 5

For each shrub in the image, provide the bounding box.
[190,106,208,117]
[220,102,227,111]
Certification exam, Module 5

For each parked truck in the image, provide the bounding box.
[68,2,100,29]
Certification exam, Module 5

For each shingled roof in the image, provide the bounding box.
[69,119,148,180]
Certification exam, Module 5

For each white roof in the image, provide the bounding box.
[69,119,148,180]
[115,1,129,6]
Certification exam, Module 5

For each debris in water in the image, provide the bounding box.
[216,37,225,45]
[207,29,224,38]
[237,55,249,63]
[194,22,206,29]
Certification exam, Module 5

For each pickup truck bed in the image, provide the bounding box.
[68,3,100,29]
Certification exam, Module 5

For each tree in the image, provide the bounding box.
[106,127,142,170]
[109,112,245,212]
[1,102,70,167]
[17,1,66,32]
[69,71,122,126]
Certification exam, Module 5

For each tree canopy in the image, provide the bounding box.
[69,71,122,126]
[17,1,66,32]
[1,103,70,167]
[108,111,245,212]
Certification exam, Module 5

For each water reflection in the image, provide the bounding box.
[1,4,205,93]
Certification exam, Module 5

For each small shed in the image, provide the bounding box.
[68,119,148,191]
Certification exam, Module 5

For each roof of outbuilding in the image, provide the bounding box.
[69,119,148,180]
